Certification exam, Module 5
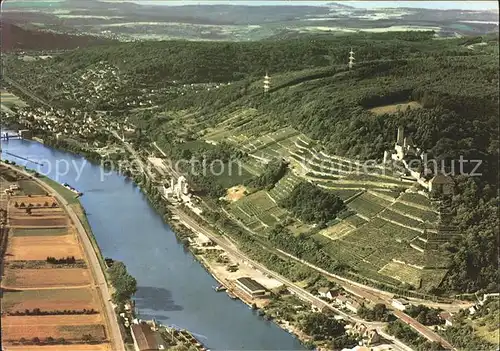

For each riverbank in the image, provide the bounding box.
[168,214,318,347]
[1,162,125,351]
[195,248,314,345]
[37,174,109,281]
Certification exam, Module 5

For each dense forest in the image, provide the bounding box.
[244,159,288,190]
[4,30,499,294]
[280,182,345,224]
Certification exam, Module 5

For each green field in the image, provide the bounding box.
[39,176,80,204]
[18,180,47,196]
[379,261,422,287]
[348,194,386,218]
[229,190,288,234]
[343,214,368,228]
[268,172,301,203]
[391,202,439,223]
[400,192,434,208]
[12,227,68,236]
[379,209,425,229]
[0,90,28,108]
[331,189,362,201]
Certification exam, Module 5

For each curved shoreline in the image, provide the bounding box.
[1,142,307,350]
[3,163,125,351]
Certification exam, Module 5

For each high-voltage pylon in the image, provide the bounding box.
[348,48,355,70]
[264,72,271,93]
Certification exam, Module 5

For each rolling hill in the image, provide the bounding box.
[0,21,115,52]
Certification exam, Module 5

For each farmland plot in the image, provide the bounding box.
[10,207,65,217]
[229,190,287,232]
[12,227,69,237]
[400,192,433,208]
[6,345,111,351]
[2,288,98,313]
[10,196,60,208]
[2,268,91,289]
[319,221,354,240]
[268,172,301,203]
[343,214,368,228]
[18,180,47,196]
[368,101,422,115]
[391,202,438,223]
[5,235,83,261]
[379,209,425,229]
[2,316,105,341]
[379,261,422,287]
[9,216,68,227]
[347,195,385,218]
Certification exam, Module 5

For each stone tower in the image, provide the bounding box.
[397,126,404,146]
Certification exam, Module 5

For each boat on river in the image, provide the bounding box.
[213,284,227,292]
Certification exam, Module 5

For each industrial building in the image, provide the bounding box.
[235,277,267,298]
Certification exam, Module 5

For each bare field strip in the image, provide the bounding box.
[2,288,98,312]
[5,235,83,261]
[10,207,65,216]
[319,221,355,240]
[3,320,106,341]
[369,101,422,115]
[379,261,422,287]
[6,345,111,351]
[3,314,102,327]
[2,268,91,288]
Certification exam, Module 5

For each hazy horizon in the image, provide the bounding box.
[124,1,498,11]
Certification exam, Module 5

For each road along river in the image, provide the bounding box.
[1,138,305,351]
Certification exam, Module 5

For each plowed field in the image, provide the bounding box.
[2,288,98,313]
[5,235,83,261]
[2,268,91,288]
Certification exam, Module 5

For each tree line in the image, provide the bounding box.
[8,308,98,316]
[46,256,77,264]
[108,261,137,305]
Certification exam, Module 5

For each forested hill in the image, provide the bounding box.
[5,31,499,293]
[51,31,473,83]
[0,21,116,52]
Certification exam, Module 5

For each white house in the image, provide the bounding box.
[391,298,411,311]
[439,311,454,327]
[318,287,330,298]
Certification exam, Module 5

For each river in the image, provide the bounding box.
[1,138,305,351]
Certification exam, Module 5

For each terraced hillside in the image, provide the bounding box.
[210,116,449,291]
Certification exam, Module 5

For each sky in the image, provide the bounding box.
[127,1,499,11]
